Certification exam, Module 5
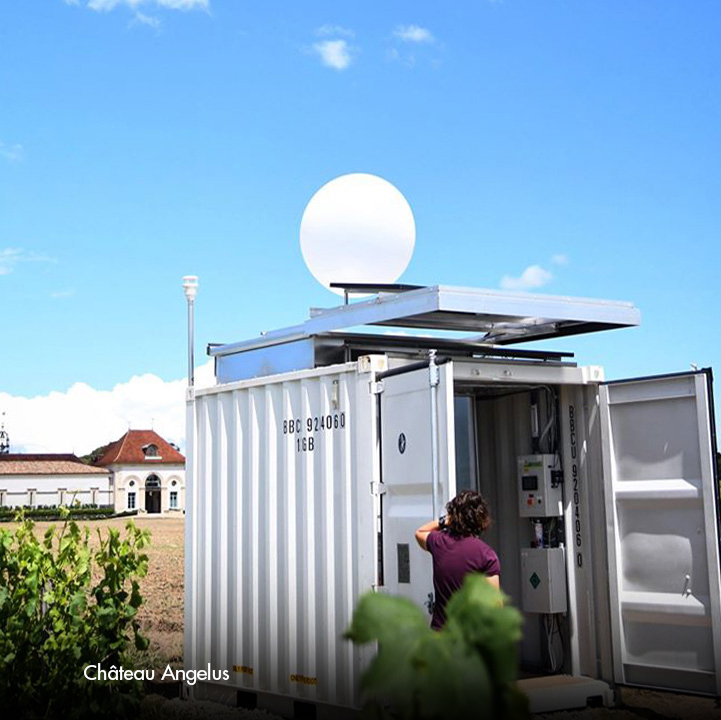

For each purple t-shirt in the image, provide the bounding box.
[426,530,501,629]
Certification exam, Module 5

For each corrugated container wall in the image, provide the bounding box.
[185,362,379,710]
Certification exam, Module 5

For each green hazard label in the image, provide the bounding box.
[529,572,541,590]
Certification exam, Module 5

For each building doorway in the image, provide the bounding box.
[145,474,161,514]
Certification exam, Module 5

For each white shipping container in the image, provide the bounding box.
[185,285,721,716]
[185,360,383,714]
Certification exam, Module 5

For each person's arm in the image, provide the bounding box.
[415,519,440,551]
[486,574,500,591]
[484,551,502,592]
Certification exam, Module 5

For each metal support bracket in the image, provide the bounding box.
[370,380,385,395]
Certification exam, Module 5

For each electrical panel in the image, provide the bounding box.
[521,547,567,614]
[518,454,563,517]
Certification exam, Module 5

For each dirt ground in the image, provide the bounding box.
[16,516,721,719]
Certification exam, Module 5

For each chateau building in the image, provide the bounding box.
[94,430,185,514]
[0,429,185,515]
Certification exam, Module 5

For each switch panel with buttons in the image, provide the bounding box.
[518,454,563,518]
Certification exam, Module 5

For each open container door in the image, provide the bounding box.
[378,359,457,617]
[600,370,721,695]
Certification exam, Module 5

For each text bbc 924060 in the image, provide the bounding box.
[283,412,346,452]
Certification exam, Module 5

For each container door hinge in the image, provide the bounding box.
[371,481,387,496]
[370,380,384,395]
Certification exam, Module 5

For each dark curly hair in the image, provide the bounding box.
[445,490,491,538]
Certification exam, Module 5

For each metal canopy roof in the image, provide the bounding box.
[210,284,640,358]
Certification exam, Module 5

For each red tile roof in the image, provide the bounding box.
[94,430,185,467]
[0,454,110,476]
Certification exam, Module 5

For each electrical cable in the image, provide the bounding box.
[539,386,559,454]
[553,614,566,674]
[539,414,554,451]
[545,615,557,672]
[543,613,568,675]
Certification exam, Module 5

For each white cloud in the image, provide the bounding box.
[551,254,569,266]
[76,0,208,13]
[500,265,553,291]
[0,361,215,456]
[131,11,161,28]
[0,248,56,276]
[393,25,435,44]
[0,142,23,162]
[388,25,440,68]
[313,39,353,70]
[50,289,76,299]
[0,249,23,275]
[316,25,354,38]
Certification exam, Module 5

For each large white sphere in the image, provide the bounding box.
[300,173,416,295]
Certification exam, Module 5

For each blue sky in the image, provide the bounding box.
[1,1,719,452]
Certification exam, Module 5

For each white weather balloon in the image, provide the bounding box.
[300,173,416,295]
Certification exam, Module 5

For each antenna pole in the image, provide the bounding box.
[188,297,194,386]
[182,276,199,388]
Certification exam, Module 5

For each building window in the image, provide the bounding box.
[129,480,135,487]
[170,491,178,509]
[143,444,160,459]
[171,480,177,487]
[145,474,161,488]
[128,492,136,510]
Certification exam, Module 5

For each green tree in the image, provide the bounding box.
[346,575,529,720]
[0,512,150,719]
[79,444,110,466]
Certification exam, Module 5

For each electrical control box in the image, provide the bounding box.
[521,547,567,614]
[518,454,563,517]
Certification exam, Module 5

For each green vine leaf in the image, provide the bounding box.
[347,574,530,720]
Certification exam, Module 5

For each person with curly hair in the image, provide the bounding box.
[415,489,501,629]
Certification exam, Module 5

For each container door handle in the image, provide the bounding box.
[683,574,692,596]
